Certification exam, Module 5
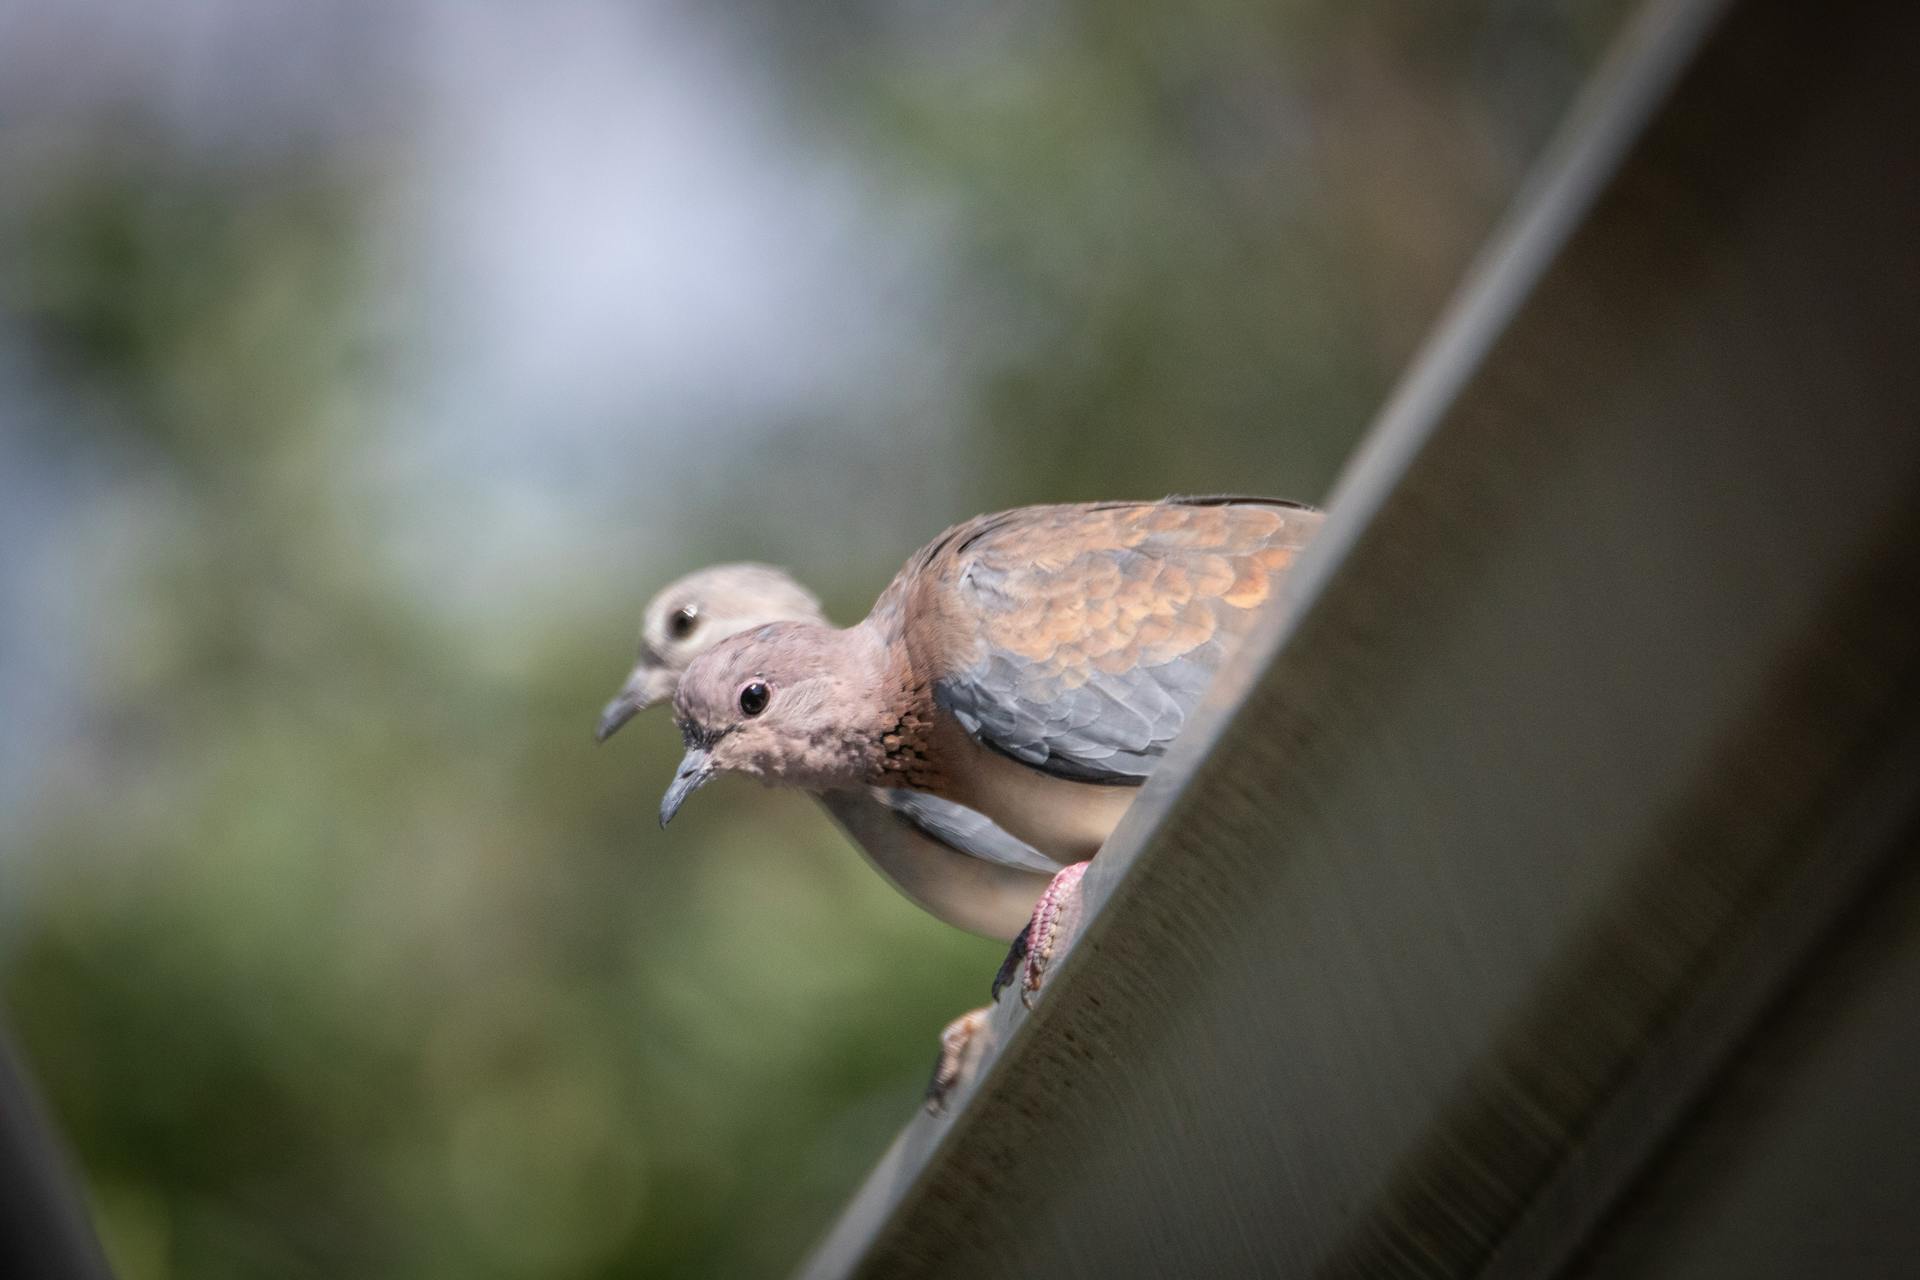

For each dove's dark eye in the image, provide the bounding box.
[668,605,699,640]
[738,681,770,717]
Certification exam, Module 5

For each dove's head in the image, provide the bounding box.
[595,563,824,743]
[659,621,884,825]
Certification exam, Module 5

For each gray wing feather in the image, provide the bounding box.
[879,790,1066,876]
[936,642,1220,785]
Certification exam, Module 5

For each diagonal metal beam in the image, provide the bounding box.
[800,0,1920,1274]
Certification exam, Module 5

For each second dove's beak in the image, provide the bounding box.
[596,692,644,743]
[595,668,671,743]
[659,748,714,827]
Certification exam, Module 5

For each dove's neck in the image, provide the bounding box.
[821,619,945,794]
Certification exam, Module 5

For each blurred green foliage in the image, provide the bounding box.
[1,3,1625,1277]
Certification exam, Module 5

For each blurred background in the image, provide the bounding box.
[0,1,1629,1276]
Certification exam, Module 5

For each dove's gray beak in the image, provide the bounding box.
[596,693,643,743]
[596,667,671,743]
[659,748,713,827]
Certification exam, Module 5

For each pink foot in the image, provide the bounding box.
[925,1006,991,1113]
[1013,862,1088,1009]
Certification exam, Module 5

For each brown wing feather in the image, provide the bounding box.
[894,498,1321,783]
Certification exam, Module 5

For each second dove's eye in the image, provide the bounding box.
[669,605,699,640]
[738,681,771,717]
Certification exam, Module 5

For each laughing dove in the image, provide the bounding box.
[596,563,1062,941]
[661,496,1323,1000]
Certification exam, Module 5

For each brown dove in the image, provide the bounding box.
[661,497,1323,1001]
[596,563,1062,941]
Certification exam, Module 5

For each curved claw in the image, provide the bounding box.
[990,923,1032,1002]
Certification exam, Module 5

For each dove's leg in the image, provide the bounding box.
[927,863,1089,1112]
[925,1007,991,1113]
[998,861,1088,1009]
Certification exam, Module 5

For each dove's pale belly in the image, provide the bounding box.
[812,789,1054,940]
[937,730,1141,861]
